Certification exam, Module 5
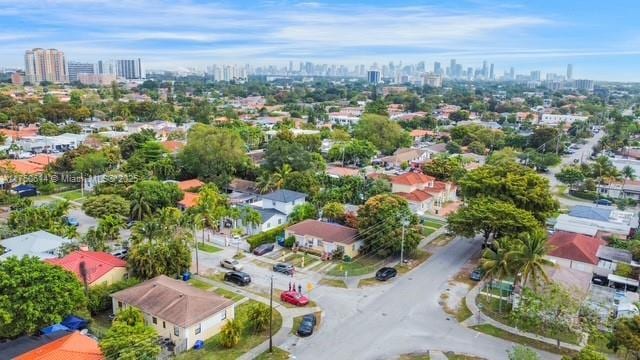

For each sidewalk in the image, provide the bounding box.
[194,275,322,360]
[462,280,584,351]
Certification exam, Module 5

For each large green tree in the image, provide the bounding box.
[100,308,161,360]
[130,180,183,213]
[82,194,130,218]
[353,114,411,155]
[0,256,87,338]
[422,155,467,181]
[609,315,640,358]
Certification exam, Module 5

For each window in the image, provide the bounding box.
[272,201,276,206]
[221,309,227,320]
[195,323,201,335]
[277,218,282,225]
[316,239,323,247]
[163,321,166,329]
[174,326,180,337]
[152,317,157,324]
[117,301,123,309]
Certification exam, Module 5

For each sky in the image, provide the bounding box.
[1,0,639,81]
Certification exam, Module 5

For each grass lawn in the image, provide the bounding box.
[398,353,430,360]
[272,289,317,308]
[176,300,283,360]
[421,226,436,237]
[214,287,246,302]
[286,253,320,269]
[58,189,84,201]
[188,278,213,290]
[204,273,226,282]
[290,311,322,335]
[430,234,455,247]
[471,324,578,357]
[326,256,384,277]
[456,298,473,322]
[444,352,485,360]
[357,277,382,288]
[395,250,431,275]
[254,347,290,360]
[197,242,223,253]
[318,278,347,288]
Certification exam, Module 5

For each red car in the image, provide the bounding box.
[280,291,309,306]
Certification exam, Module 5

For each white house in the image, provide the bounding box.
[238,189,307,235]
[0,230,71,261]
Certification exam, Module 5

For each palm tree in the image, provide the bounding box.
[480,239,513,282]
[130,192,151,220]
[256,174,275,194]
[97,215,125,243]
[271,164,292,189]
[240,207,263,235]
[509,229,553,290]
[621,165,636,197]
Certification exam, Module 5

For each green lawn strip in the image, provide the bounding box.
[398,353,430,360]
[188,278,213,290]
[197,242,223,253]
[272,288,317,308]
[58,189,84,201]
[251,259,275,270]
[422,226,435,237]
[470,324,578,357]
[290,311,322,335]
[213,287,246,302]
[444,352,486,360]
[326,256,384,277]
[455,297,473,322]
[395,250,431,275]
[318,278,347,288]
[357,277,381,288]
[204,273,226,282]
[477,295,580,345]
[254,347,291,360]
[89,310,113,339]
[176,300,283,360]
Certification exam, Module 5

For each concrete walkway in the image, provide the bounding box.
[462,280,584,352]
[194,275,322,360]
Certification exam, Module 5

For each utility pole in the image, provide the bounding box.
[269,275,273,352]
[193,224,199,275]
[400,219,409,264]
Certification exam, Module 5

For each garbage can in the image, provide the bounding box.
[182,272,191,281]
[194,340,204,350]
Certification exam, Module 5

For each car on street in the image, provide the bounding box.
[224,271,251,286]
[126,220,137,229]
[375,267,398,281]
[110,248,128,259]
[594,198,613,206]
[273,263,294,275]
[253,243,275,256]
[13,184,38,197]
[220,258,243,271]
[280,290,309,306]
[470,268,485,281]
[297,313,317,337]
[64,216,79,227]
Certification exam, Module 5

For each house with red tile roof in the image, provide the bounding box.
[326,166,360,178]
[177,179,205,192]
[178,191,200,210]
[14,331,103,360]
[391,172,457,215]
[546,231,606,273]
[161,140,185,154]
[46,251,127,287]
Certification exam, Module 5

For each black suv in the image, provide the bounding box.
[224,271,251,286]
[297,313,317,337]
[375,267,398,281]
[273,263,294,275]
[253,243,275,256]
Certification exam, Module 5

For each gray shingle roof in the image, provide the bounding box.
[261,189,306,202]
[569,205,612,222]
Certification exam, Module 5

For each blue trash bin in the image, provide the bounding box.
[182,272,191,281]
[194,340,204,350]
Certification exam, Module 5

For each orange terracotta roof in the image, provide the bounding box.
[391,172,435,186]
[179,192,200,208]
[161,140,185,153]
[409,129,434,137]
[178,179,205,192]
[0,159,46,174]
[396,190,433,203]
[327,166,360,177]
[45,251,126,285]
[15,332,103,360]
[548,231,606,265]
[28,154,58,166]
[0,126,39,139]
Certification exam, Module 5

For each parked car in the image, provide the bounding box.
[64,216,79,227]
[470,268,485,281]
[375,267,398,281]
[594,199,613,206]
[297,313,317,337]
[110,248,128,259]
[253,243,275,256]
[280,291,309,306]
[273,263,294,275]
[224,271,251,286]
[13,184,37,197]
[126,220,137,229]
[220,258,243,271]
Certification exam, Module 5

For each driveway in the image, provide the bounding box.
[283,237,561,360]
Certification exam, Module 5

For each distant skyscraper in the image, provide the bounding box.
[489,63,495,80]
[288,61,293,73]
[530,70,541,81]
[116,58,143,79]
[434,62,442,75]
[509,67,515,80]
[575,79,594,91]
[566,64,573,80]
[67,61,94,82]
[367,70,381,84]
[97,60,116,75]
[24,48,68,84]
[449,59,457,78]
[482,60,488,78]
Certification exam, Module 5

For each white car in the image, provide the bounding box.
[220,258,243,271]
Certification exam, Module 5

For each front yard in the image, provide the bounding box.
[327,255,384,277]
[197,242,223,253]
[176,300,283,360]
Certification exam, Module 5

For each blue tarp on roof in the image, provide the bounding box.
[40,324,70,334]
[61,315,88,330]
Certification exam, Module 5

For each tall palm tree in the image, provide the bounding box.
[271,163,292,189]
[480,238,513,282]
[509,229,553,290]
[621,165,636,197]
[256,174,275,194]
[240,207,263,235]
[130,192,151,221]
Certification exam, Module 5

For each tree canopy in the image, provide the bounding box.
[353,114,411,155]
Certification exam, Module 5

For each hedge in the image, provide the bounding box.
[569,190,599,201]
[88,277,141,314]
[247,226,285,251]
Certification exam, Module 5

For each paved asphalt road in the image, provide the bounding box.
[284,237,561,360]
[546,131,604,189]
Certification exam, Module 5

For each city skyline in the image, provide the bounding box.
[1,0,640,81]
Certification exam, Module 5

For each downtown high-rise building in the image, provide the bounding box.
[433,62,442,75]
[67,61,95,82]
[489,63,495,80]
[566,64,573,81]
[24,48,68,84]
[116,58,143,79]
[367,70,381,84]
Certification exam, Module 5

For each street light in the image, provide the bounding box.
[269,275,274,352]
[192,223,200,275]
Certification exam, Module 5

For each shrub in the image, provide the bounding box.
[247,225,285,250]
[82,194,130,218]
[243,302,270,333]
[37,182,57,195]
[219,319,241,348]
[284,236,296,248]
[88,278,140,314]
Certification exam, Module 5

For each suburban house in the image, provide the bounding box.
[177,179,205,192]
[546,231,606,273]
[376,148,429,168]
[326,166,360,178]
[111,275,235,351]
[238,189,307,235]
[391,172,457,215]
[2,331,103,360]
[593,246,640,292]
[45,251,127,287]
[0,154,58,175]
[285,219,362,258]
[0,231,71,261]
[176,179,205,210]
[553,205,638,239]
[226,178,259,205]
[598,180,640,200]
